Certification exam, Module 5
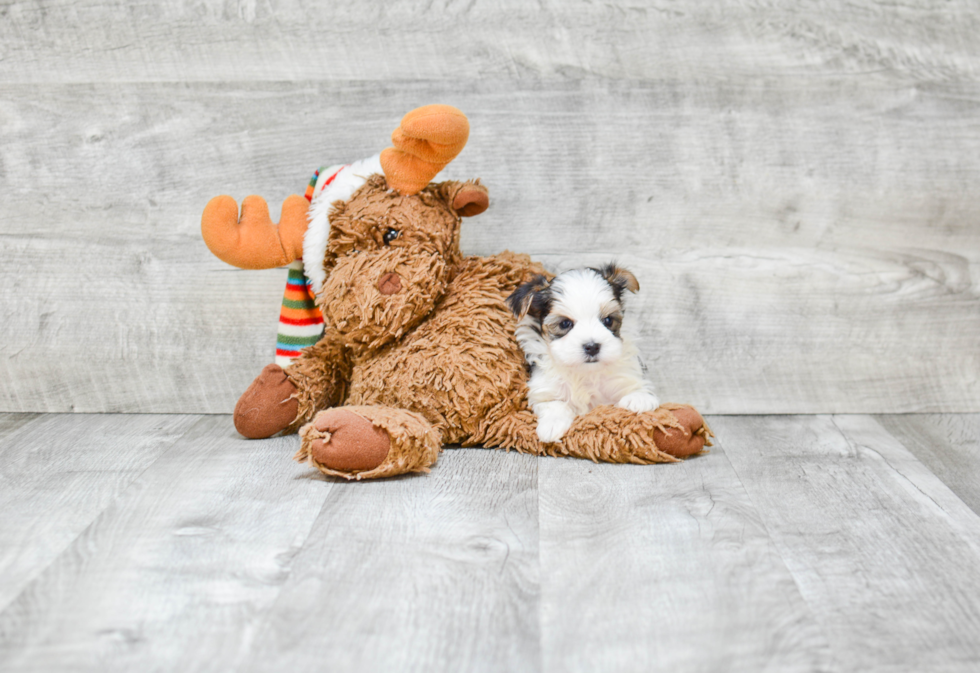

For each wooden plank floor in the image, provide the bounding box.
[1,413,979,672]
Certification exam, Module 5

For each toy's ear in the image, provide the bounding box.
[598,264,640,294]
[440,180,488,217]
[506,275,550,320]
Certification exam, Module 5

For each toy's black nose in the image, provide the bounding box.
[583,342,601,357]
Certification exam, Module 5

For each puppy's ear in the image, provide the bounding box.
[597,263,640,296]
[506,275,549,319]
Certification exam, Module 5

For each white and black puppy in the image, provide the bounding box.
[506,264,660,443]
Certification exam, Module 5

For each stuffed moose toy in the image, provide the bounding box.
[202,105,711,480]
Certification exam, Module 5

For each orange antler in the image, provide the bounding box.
[380,105,470,195]
[201,194,309,269]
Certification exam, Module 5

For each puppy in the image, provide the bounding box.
[506,264,660,443]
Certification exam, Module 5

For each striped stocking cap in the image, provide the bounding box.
[274,155,383,368]
[274,259,323,368]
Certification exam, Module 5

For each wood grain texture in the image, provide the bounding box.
[713,414,980,672]
[1,77,978,414]
[0,413,41,437]
[242,448,540,673]
[537,445,834,672]
[1,1,978,84]
[0,415,330,672]
[875,414,980,517]
[2,0,979,414]
[0,413,200,613]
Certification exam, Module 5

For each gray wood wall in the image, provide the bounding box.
[1,0,978,415]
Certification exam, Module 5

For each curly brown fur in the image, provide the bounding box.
[324,176,464,263]
[286,175,551,446]
[346,252,547,444]
[475,403,711,463]
[283,332,352,433]
[269,173,711,478]
[309,176,475,358]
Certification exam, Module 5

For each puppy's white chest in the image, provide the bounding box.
[562,370,628,414]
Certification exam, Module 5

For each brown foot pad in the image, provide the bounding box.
[654,405,712,458]
[297,406,441,480]
[233,363,300,439]
[304,408,391,473]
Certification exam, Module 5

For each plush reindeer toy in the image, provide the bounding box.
[202,105,711,480]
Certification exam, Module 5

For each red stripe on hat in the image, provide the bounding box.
[279,315,324,326]
[320,165,349,191]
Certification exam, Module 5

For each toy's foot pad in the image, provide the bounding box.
[306,408,390,473]
[654,405,711,457]
[234,364,300,439]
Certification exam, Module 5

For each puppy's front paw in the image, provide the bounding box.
[536,415,573,443]
[617,390,661,413]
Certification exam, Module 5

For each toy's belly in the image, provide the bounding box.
[345,253,541,443]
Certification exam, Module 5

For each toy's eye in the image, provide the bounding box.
[602,316,614,328]
[383,228,400,244]
[559,318,574,330]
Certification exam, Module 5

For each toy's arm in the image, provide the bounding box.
[282,329,353,434]
[234,329,352,439]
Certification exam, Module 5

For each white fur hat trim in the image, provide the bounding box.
[303,153,383,294]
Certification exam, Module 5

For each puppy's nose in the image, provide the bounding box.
[583,342,601,357]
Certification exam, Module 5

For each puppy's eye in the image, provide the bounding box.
[559,318,574,330]
[602,316,614,328]
[383,228,400,244]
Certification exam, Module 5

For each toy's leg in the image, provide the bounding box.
[477,404,711,464]
[295,405,442,480]
[233,333,350,439]
[560,404,711,463]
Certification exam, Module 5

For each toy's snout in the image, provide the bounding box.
[318,247,451,354]
[378,272,402,295]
